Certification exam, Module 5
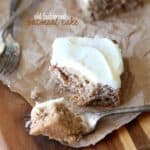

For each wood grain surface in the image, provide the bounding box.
[0,82,149,150]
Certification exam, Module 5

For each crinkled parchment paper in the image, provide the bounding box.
[0,0,150,148]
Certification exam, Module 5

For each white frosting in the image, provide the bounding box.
[51,37,124,89]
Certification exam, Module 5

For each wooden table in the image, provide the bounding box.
[0,83,149,150]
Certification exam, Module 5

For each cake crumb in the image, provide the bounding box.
[29,98,89,144]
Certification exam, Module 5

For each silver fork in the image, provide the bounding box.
[0,0,22,74]
[83,105,150,134]
[0,0,36,74]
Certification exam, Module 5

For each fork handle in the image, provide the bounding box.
[0,0,36,32]
[4,0,22,37]
[10,0,22,16]
[8,0,22,33]
[101,105,150,117]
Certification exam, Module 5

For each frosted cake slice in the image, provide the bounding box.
[77,0,143,20]
[50,37,124,106]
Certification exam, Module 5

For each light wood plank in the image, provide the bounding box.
[138,114,150,139]
[106,132,124,150]
[117,127,137,150]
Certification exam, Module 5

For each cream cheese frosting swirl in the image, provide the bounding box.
[51,37,124,89]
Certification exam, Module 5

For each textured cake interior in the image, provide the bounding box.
[50,66,120,106]
[81,0,143,19]
[29,101,88,144]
